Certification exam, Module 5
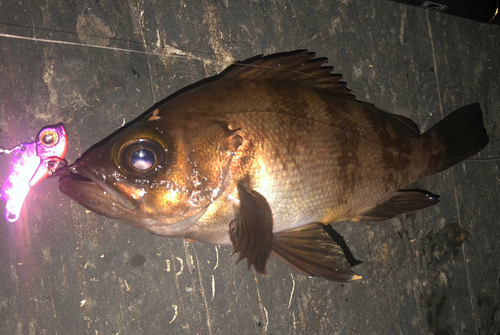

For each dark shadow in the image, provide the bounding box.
[322,224,363,268]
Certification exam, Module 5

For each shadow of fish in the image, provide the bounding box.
[59,50,489,281]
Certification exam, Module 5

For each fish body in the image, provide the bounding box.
[60,51,489,281]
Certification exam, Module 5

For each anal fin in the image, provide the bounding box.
[272,223,361,282]
[229,182,273,275]
[353,190,440,222]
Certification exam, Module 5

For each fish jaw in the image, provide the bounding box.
[58,147,150,228]
[59,170,209,236]
[59,173,133,220]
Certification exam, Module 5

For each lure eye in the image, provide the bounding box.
[40,130,59,147]
[130,149,156,171]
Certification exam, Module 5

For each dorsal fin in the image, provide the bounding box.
[220,50,421,137]
[364,105,421,137]
[220,50,355,99]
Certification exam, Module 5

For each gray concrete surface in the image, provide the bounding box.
[0,1,499,334]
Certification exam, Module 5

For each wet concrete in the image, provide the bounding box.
[0,1,499,334]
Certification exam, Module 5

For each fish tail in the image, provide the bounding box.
[425,103,489,173]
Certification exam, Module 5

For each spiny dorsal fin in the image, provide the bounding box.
[221,50,355,99]
[272,223,361,282]
[221,50,420,137]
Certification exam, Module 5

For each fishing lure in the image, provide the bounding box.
[0,123,68,222]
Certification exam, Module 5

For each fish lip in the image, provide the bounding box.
[59,172,136,222]
[67,164,143,211]
[59,170,209,236]
[59,172,105,203]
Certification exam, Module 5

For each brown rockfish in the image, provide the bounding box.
[59,51,489,281]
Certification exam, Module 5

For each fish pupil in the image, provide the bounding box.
[130,149,156,171]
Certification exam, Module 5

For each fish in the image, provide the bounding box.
[59,50,489,281]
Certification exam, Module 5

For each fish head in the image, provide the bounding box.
[59,108,241,236]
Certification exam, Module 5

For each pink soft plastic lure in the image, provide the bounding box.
[1,123,68,222]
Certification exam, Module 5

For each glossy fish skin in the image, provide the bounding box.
[60,51,489,281]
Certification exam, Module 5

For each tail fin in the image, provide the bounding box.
[426,103,489,173]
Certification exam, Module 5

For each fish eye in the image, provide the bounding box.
[130,148,156,171]
[113,128,168,177]
[40,130,59,147]
[117,139,165,176]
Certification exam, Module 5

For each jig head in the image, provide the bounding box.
[0,123,68,222]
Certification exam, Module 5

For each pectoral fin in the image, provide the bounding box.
[272,223,361,282]
[229,182,273,275]
[353,190,440,222]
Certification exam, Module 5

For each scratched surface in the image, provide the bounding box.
[0,1,499,334]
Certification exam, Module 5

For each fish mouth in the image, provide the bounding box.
[58,165,209,236]
[58,156,146,226]
[59,172,111,215]
[61,162,143,210]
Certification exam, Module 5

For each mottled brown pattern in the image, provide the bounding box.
[60,51,488,247]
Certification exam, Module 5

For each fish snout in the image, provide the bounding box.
[73,152,146,211]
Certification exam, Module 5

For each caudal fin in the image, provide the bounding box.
[426,103,489,173]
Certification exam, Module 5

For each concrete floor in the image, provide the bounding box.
[0,1,499,334]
